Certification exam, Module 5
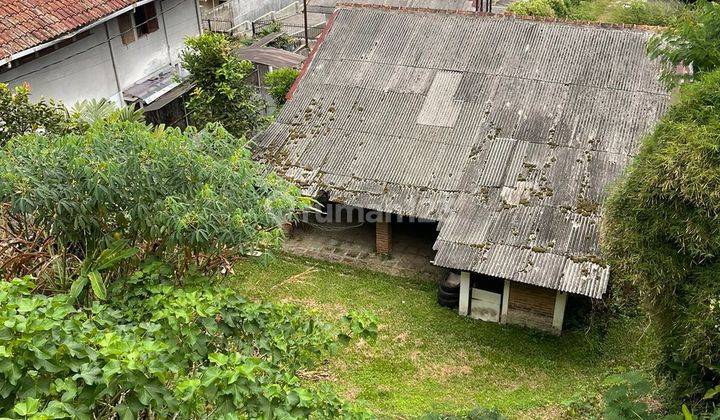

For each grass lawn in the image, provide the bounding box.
[229,255,657,419]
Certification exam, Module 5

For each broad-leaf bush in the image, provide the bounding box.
[602,69,720,407]
[264,68,300,106]
[0,274,374,418]
[0,120,308,279]
[0,83,70,145]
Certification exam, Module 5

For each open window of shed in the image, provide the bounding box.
[118,2,159,45]
[135,3,159,37]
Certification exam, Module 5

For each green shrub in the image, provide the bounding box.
[182,33,265,138]
[507,0,557,17]
[264,67,300,106]
[602,69,720,407]
[0,274,374,418]
[0,121,307,279]
[602,372,653,419]
[419,407,505,419]
[607,0,680,26]
[0,83,70,145]
[649,0,720,88]
[548,0,570,16]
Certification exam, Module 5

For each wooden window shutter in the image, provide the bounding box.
[118,12,136,45]
[144,3,160,33]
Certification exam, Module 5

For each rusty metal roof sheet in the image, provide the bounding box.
[253,7,670,298]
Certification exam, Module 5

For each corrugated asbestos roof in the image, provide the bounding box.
[0,0,141,61]
[308,0,473,14]
[253,7,670,299]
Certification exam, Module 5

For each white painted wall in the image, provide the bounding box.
[0,29,120,105]
[0,0,201,107]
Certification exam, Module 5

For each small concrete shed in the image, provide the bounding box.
[253,5,670,333]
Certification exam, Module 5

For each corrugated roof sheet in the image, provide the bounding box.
[235,46,306,68]
[0,0,140,61]
[309,0,474,14]
[253,7,670,299]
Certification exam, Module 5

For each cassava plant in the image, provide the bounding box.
[0,120,308,284]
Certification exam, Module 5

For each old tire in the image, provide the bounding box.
[438,288,459,301]
[437,287,459,308]
[440,282,460,294]
[437,294,459,308]
[439,272,461,293]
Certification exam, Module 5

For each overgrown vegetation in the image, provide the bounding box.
[0,120,306,288]
[0,271,375,418]
[231,255,660,418]
[648,0,720,87]
[508,0,680,25]
[264,67,300,106]
[0,91,377,417]
[182,33,265,138]
[603,66,720,412]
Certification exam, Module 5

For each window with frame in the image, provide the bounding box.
[118,2,159,45]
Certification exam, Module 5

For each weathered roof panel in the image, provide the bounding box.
[253,7,670,298]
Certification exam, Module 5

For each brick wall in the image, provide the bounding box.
[506,282,557,332]
[375,219,392,255]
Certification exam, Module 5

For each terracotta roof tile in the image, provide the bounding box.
[0,0,138,61]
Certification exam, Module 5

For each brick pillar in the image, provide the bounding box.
[375,214,392,256]
[281,222,294,237]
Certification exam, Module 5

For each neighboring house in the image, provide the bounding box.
[0,0,202,122]
[200,0,298,33]
[253,6,670,333]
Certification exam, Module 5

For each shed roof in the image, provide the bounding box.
[235,46,306,68]
[253,6,670,298]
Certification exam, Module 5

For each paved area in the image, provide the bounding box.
[283,220,449,281]
[491,0,514,13]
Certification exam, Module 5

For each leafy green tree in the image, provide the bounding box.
[264,67,300,106]
[602,69,720,407]
[0,274,375,418]
[0,83,70,145]
[181,33,264,138]
[648,0,720,87]
[0,120,308,280]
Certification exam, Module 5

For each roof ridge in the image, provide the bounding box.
[334,2,665,33]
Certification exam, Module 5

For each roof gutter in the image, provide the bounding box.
[0,0,156,68]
